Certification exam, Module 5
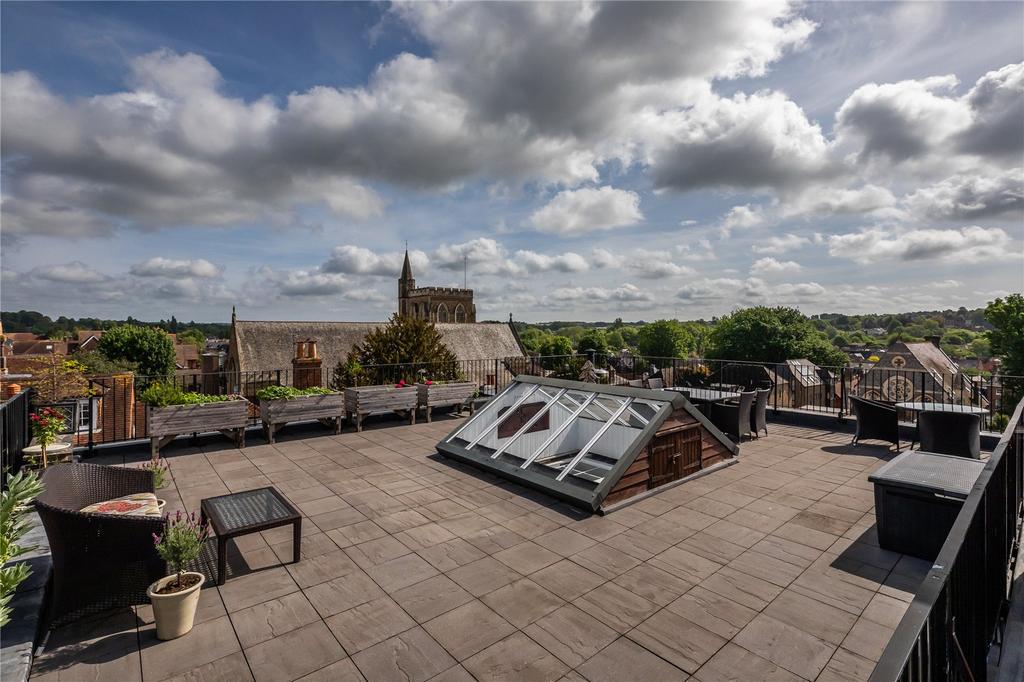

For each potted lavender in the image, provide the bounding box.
[146,511,210,640]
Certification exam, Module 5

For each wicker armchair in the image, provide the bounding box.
[850,396,900,450]
[35,463,165,626]
[750,388,770,438]
[917,411,981,459]
[709,390,756,441]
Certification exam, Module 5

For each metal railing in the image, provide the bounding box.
[6,353,1016,455]
[870,397,1024,681]
[1,388,32,487]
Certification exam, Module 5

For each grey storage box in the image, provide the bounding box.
[869,450,985,560]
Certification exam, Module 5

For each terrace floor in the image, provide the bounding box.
[30,417,933,682]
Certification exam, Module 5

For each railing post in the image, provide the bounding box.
[495,358,500,392]
[87,379,95,454]
[838,366,847,423]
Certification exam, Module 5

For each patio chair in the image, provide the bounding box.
[644,377,665,390]
[628,379,645,388]
[750,388,770,438]
[917,411,981,459]
[850,396,900,450]
[34,463,166,626]
[709,390,756,441]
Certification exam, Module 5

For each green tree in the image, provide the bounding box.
[605,330,626,352]
[74,350,138,376]
[985,294,1024,378]
[344,314,461,383]
[576,329,609,357]
[637,320,693,359]
[708,306,847,367]
[619,326,641,348]
[518,328,549,354]
[177,328,206,355]
[97,325,176,380]
[538,335,573,357]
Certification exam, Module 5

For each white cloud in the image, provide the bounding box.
[550,283,654,303]
[529,187,643,236]
[719,204,766,236]
[624,249,696,279]
[514,250,589,274]
[751,233,810,254]
[902,169,1024,221]
[130,257,222,279]
[322,246,428,276]
[590,248,619,269]
[750,257,802,275]
[31,261,108,284]
[827,225,1016,264]
[433,238,519,276]
[677,276,825,302]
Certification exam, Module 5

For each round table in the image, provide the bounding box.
[895,402,989,414]
[23,442,73,466]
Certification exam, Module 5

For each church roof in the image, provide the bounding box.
[231,320,525,372]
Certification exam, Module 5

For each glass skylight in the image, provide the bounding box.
[442,377,674,503]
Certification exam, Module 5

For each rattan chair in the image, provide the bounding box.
[35,463,166,626]
[644,377,665,390]
[709,390,756,441]
[850,396,900,450]
[750,388,770,438]
[917,411,981,459]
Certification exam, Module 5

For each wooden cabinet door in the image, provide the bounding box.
[648,426,702,488]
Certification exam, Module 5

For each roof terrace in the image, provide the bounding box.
[28,416,936,682]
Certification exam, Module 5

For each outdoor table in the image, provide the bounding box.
[23,442,73,467]
[200,487,301,585]
[666,387,741,403]
[869,450,985,560]
[895,402,989,415]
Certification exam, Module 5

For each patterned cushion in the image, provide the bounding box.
[81,493,164,517]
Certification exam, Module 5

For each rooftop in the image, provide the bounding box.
[31,417,931,682]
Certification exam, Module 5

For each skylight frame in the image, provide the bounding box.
[435,375,685,511]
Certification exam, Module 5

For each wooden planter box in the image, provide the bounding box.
[148,399,249,459]
[416,382,477,423]
[344,385,418,432]
[260,393,344,444]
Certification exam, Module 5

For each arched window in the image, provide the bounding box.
[437,303,449,323]
[454,304,466,323]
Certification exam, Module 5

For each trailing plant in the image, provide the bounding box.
[140,383,237,408]
[153,510,211,590]
[0,469,44,627]
[140,458,169,489]
[255,385,334,401]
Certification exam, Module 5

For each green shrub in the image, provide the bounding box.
[98,325,176,381]
[255,386,334,401]
[140,383,236,407]
[1,470,44,626]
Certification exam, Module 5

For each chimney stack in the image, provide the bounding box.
[292,338,322,389]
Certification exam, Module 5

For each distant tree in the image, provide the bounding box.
[708,306,847,367]
[619,325,641,348]
[637,320,693,359]
[969,336,991,359]
[985,294,1024,378]
[22,357,91,403]
[518,328,549,353]
[537,335,573,358]
[74,350,138,376]
[97,325,176,380]
[177,328,206,354]
[682,323,711,357]
[341,314,461,384]
[576,329,609,358]
[605,330,626,352]
[557,326,587,344]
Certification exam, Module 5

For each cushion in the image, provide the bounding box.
[81,493,165,517]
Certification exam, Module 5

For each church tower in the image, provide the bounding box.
[398,249,415,317]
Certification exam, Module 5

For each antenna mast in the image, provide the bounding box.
[463,254,468,289]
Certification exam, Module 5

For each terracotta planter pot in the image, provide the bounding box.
[146,571,205,640]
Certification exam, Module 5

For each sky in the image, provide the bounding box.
[1,1,1022,323]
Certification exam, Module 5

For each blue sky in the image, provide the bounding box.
[2,1,1022,323]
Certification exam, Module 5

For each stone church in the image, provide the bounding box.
[398,250,475,323]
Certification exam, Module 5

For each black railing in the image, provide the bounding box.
[1,388,33,486]
[22,353,1017,453]
[870,397,1024,681]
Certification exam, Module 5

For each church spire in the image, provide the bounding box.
[400,248,413,281]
